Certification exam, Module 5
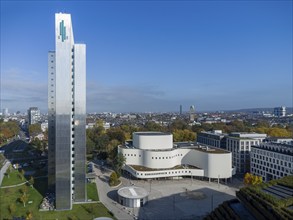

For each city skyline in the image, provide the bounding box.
[1,1,292,113]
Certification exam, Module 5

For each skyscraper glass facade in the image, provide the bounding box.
[48,13,86,210]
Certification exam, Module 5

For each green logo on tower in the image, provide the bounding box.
[59,20,67,42]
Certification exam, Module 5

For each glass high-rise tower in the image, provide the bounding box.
[48,13,86,210]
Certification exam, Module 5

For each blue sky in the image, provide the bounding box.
[1,1,292,113]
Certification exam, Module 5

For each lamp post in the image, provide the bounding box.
[149,179,152,193]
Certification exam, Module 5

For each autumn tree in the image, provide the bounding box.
[19,169,25,180]
[20,185,28,195]
[0,121,20,144]
[109,171,119,186]
[244,173,262,185]
[26,210,33,220]
[173,129,196,142]
[20,193,28,207]
[28,176,34,188]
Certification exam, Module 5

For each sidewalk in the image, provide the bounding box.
[94,165,137,220]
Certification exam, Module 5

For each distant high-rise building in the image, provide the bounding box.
[2,108,8,116]
[274,106,286,117]
[189,105,195,121]
[180,105,182,115]
[48,13,86,210]
[27,107,40,125]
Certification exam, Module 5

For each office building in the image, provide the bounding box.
[118,132,234,180]
[226,132,267,173]
[197,130,227,149]
[274,106,286,117]
[251,142,293,181]
[48,13,86,210]
[27,107,41,125]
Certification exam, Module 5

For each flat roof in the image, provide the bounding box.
[118,186,149,199]
[134,131,171,136]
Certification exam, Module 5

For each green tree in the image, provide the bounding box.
[169,119,189,131]
[106,139,120,156]
[28,123,42,137]
[95,134,110,152]
[107,128,126,143]
[143,121,164,131]
[112,153,126,177]
[86,136,95,154]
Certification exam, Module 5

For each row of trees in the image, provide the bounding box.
[86,119,292,169]
[86,119,292,152]
[191,120,292,137]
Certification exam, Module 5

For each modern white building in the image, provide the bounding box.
[27,107,40,125]
[251,142,293,181]
[226,132,267,173]
[274,106,286,117]
[118,132,234,181]
[48,13,86,210]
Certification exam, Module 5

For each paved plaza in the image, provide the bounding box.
[93,162,242,220]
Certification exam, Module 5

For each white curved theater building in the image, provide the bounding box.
[118,132,234,180]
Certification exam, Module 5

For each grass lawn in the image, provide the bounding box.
[0,175,114,220]
[87,182,99,201]
[1,167,26,186]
